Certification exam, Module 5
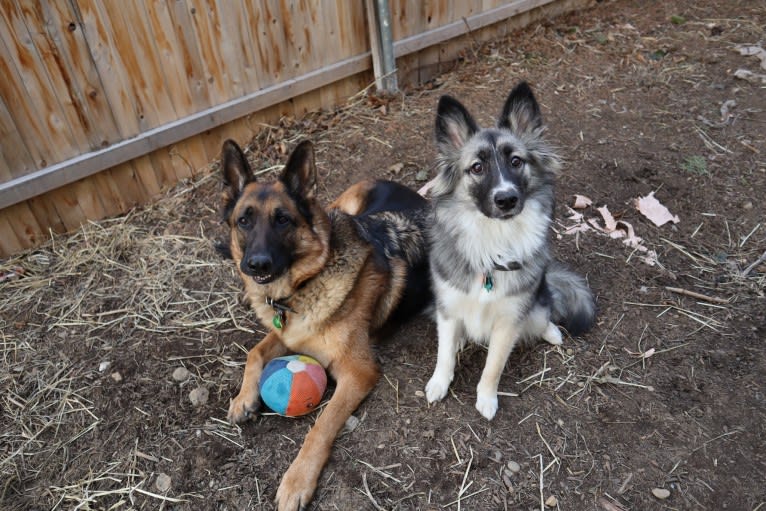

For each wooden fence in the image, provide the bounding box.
[0,0,589,257]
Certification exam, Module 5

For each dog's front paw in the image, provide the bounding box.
[425,373,451,403]
[475,393,498,420]
[227,390,260,424]
[276,462,318,511]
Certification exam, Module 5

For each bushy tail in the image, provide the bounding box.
[547,261,596,336]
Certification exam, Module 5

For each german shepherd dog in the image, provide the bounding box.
[220,139,431,509]
[424,82,596,420]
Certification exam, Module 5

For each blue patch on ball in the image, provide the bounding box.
[259,355,327,416]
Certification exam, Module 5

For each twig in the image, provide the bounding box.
[538,454,544,511]
[360,473,387,511]
[742,250,766,277]
[536,423,560,468]
[664,286,729,304]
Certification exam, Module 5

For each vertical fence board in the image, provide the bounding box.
[0,95,35,180]
[47,1,121,150]
[0,2,76,168]
[76,1,140,139]
[17,1,96,154]
[0,212,22,256]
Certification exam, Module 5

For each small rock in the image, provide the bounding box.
[155,473,171,493]
[110,371,123,383]
[415,390,424,397]
[507,460,521,473]
[98,361,111,372]
[189,386,209,406]
[743,201,753,210]
[172,367,190,382]
[545,495,558,507]
[415,169,429,182]
[388,162,404,174]
[343,415,360,434]
[652,488,670,499]
[422,429,434,439]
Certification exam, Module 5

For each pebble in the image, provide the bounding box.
[155,473,171,493]
[189,386,209,406]
[545,495,558,507]
[507,460,521,473]
[652,488,670,499]
[98,361,111,372]
[110,371,123,383]
[415,390,424,397]
[743,201,753,210]
[172,366,190,382]
[343,415,360,434]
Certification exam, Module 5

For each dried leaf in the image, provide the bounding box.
[573,194,593,209]
[635,191,679,226]
[737,44,766,70]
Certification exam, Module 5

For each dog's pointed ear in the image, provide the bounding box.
[280,140,317,199]
[498,82,543,135]
[222,139,252,199]
[435,95,479,152]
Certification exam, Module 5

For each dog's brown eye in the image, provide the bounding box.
[470,162,483,175]
[237,215,250,228]
[510,156,524,168]
[275,213,290,226]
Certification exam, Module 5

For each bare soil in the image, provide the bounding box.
[2,0,765,510]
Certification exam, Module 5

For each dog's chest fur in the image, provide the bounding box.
[430,195,553,341]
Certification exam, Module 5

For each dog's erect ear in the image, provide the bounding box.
[498,82,543,135]
[280,140,317,199]
[221,139,252,199]
[435,95,479,152]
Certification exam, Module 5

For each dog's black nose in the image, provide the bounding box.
[494,191,519,211]
[246,254,272,274]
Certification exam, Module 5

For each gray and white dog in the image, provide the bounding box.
[424,82,596,420]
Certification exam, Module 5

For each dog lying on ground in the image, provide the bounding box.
[423,82,596,420]
[220,139,431,509]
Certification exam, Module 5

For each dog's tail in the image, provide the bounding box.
[547,262,596,336]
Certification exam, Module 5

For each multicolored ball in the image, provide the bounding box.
[259,355,327,416]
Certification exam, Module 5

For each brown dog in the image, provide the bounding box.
[220,139,431,510]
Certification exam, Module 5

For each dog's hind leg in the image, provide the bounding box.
[475,324,521,420]
[425,311,462,404]
[542,321,563,345]
[276,351,379,511]
[227,331,287,424]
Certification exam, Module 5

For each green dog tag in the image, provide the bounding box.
[483,273,493,292]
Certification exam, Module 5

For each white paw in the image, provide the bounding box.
[475,393,498,420]
[425,373,451,403]
[542,322,563,346]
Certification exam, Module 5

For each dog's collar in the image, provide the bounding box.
[493,260,522,271]
[482,260,521,292]
[266,296,295,329]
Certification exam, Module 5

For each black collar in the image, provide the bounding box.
[266,296,295,329]
[493,260,522,271]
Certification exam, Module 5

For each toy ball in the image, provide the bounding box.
[259,355,327,416]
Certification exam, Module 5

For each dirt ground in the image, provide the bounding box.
[2,0,765,510]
